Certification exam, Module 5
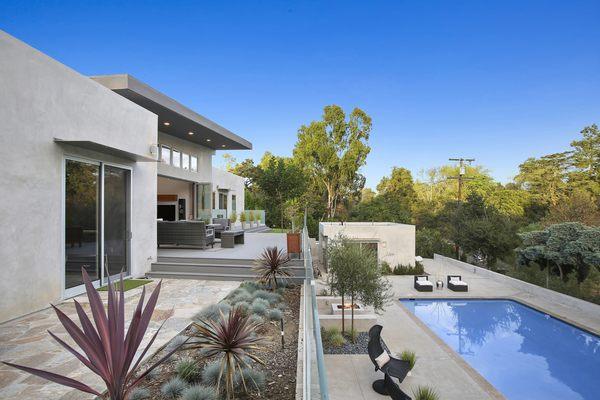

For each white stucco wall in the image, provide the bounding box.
[157,132,213,184]
[0,31,157,322]
[212,167,245,221]
[319,222,416,267]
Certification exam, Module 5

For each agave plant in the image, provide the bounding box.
[3,268,184,400]
[252,246,291,289]
[188,306,264,399]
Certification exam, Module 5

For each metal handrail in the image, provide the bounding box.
[302,222,330,400]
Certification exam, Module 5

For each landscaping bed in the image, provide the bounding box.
[127,283,300,400]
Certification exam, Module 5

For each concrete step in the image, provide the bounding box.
[156,256,304,266]
[146,270,306,282]
[150,261,305,277]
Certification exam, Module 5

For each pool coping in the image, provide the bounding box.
[397,300,507,400]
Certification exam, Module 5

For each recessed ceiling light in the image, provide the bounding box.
[163,122,170,126]
[221,144,226,148]
[188,131,194,135]
[206,138,211,142]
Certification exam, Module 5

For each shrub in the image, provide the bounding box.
[252,297,270,308]
[412,385,440,400]
[392,263,425,275]
[3,270,182,400]
[201,361,223,387]
[236,368,266,392]
[400,350,417,370]
[235,301,251,316]
[161,377,187,398]
[253,246,292,289]
[268,308,283,321]
[251,302,268,316]
[188,307,264,399]
[330,333,346,347]
[248,314,264,326]
[181,384,217,400]
[380,261,392,275]
[252,289,277,302]
[320,326,338,345]
[229,289,252,304]
[344,328,358,342]
[176,358,200,382]
[194,302,231,321]
[128,387,150,400]
[239,281,261,293]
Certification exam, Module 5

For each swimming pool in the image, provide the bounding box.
[401,299,600,400]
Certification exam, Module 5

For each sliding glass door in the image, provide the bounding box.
[103,165,131,279]
[64,159,131,297]
[65,159,100,292]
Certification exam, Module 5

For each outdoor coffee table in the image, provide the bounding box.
[221,230,245,248]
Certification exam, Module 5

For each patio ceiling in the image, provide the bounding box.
[91,74,252,151]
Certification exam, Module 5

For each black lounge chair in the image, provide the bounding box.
[414,275,433,292]
[367,325,411,396]
[447,275,468,292]
[384,374,412,400]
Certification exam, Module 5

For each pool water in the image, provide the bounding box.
[401,299,600,400]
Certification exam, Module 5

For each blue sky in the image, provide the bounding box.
[1,1,599,188]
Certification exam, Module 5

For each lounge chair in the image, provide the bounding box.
[447,275,468,292]
[367,325,411,396]
[414,275,433,292]
[211,218,230,238]
[384,374,412,400]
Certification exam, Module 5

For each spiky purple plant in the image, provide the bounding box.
[252,246,291,289]
[3,269,183,400]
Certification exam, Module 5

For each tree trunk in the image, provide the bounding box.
[326,183,336,219]
[351,293,355,343]
[556,261,564,281]
[341,293,345,334]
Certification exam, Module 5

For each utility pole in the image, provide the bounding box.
[448,158,475,201]
[448,158,475,259]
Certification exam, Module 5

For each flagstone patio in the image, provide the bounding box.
[0,279,237,399]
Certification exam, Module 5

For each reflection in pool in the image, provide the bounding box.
[401,299,600,400]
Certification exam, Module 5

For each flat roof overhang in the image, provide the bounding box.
[54,138,158,162]
[91,74,252,151]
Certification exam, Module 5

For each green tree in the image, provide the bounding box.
[542,190,600,227]
[515,153,570,206]
[293,105,371,219]
[416,228,455,258]
[327,236,391,339]
[255,154,306,228]
[568,124,600,196]
[439,193,520,266]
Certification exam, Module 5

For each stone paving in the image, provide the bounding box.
[321,257,600,400]
[0,279,237,399]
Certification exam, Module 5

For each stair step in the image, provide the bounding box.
[151,262,305,276]
[146,270,306,282]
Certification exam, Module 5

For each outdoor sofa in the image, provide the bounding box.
[414,275,433,292]
[367,325,411,397]
[447,275,468,292]
[157,220,214,248]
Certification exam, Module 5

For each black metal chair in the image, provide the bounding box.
[384,374,412,400]
[367,325,411,395]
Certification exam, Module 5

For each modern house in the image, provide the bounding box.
[0,30,251,322]
[318,222,416,269]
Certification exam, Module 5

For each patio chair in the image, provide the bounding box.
[414,275,433,292]
[367,325,411,395]
[211,218,230,238]
[447,275,468,292]
[384,374,412,400]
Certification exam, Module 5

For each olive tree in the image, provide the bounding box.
[327,236,392,340]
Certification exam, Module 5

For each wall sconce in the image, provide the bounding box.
[149,144,159,158]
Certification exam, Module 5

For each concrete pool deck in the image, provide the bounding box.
[322,256,600,400]
[0,279,237,399]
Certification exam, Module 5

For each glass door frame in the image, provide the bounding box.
[62,155,133,299]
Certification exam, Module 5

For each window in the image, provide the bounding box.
[231,195,237,212]
[172,149,181,168]
[212,192,216,209]
[182,153,190,170]
[160,145,171,164]
[190,156,198,172]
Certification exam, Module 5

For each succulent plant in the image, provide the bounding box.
[252,246,292,289]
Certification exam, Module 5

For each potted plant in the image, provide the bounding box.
[240,211,247,229]
[249,210,255,228]
[256,212,262,226]
[230,212,238,228]
[283,200,301,255]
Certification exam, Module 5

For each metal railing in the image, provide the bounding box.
[302,224,330,400]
